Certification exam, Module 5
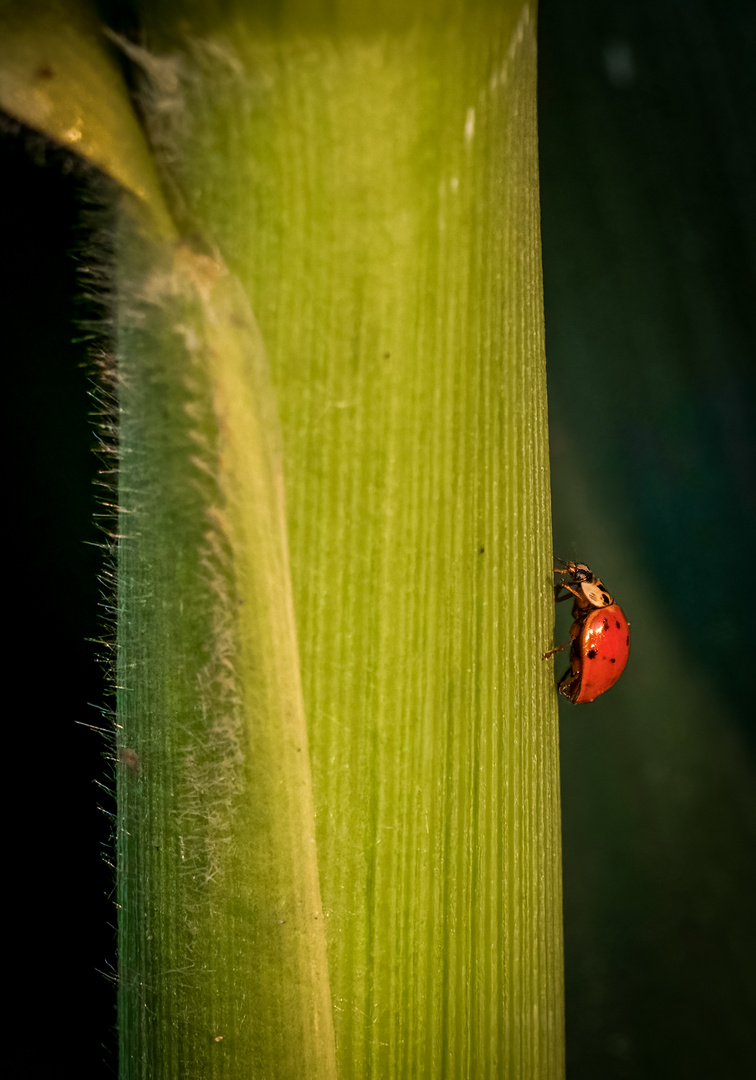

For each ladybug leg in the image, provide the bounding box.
[557,668,578,698]
[555,582,582,602]
[542,641,569,660]
[556,649,581,699]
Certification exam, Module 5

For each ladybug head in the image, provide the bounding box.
[555,558,596,583]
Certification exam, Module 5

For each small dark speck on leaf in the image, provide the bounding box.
[37,64,54,79]
[119,747,141,772]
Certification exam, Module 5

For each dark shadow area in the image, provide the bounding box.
[1,121,116,1077]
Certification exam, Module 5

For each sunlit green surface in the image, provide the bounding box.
[1,1,564,1076]
[115,230,337,1078]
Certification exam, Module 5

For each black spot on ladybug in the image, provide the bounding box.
[615,620,621,629]
[610,657,616,663]
[587,649,597,659]
[626,636,630,646]
[603,618,610,631]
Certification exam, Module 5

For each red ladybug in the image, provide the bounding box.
[543,560,630,704]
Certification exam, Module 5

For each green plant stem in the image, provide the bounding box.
[115,227,337,1078]
[134,2,564,1075]
[0,1,564,1076]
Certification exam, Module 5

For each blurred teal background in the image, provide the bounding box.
[539,0,756,1076]
[3,0,755,1076]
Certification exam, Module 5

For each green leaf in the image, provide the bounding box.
[1,1,564,1076]
[114,226,338,1079]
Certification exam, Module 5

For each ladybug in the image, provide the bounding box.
[543,560,630,704]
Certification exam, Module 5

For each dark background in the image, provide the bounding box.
[3,0,755,1075]
[539,1,756,1076]
[2,125,118,1074]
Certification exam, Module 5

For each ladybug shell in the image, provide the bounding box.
[568,603,630,704]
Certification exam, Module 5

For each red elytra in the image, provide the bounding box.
[560,603,630,704]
